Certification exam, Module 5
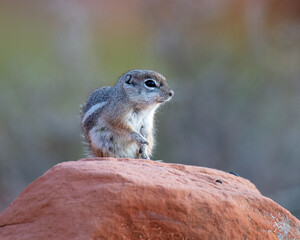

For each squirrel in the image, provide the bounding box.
[81,69,174,159]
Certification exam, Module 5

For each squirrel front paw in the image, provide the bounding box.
[131,132,149,145]
[141,153,150,159]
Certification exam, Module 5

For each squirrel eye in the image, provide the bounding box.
[145,80,157,88]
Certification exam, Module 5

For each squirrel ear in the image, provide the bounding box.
[125,74,132,84]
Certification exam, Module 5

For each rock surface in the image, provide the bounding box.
[0,158,299,240]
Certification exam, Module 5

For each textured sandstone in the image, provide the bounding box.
[0,158,299,240]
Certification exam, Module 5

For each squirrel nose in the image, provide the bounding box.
[168,90,174,97]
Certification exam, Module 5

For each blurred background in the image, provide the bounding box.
[0,0,299,219]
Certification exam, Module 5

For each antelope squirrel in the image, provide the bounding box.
[81,69,174,159]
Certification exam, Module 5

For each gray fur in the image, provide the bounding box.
[81,69,174,159]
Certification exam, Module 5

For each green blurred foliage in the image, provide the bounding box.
[0,0,300,219]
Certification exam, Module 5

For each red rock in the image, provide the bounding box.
[0,158,299,239]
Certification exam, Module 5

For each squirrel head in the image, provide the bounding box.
[117,69,174,106]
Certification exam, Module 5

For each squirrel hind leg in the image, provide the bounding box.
[89,127,115,158]
[91,146,105,157]
[91,144,115,158]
